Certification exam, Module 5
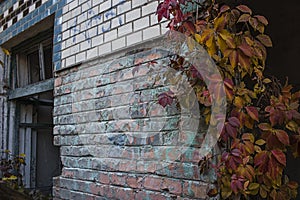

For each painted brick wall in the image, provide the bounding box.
[53,47,216,199]
[59,0,168,70]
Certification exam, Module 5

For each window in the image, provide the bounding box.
[8,29,61,194]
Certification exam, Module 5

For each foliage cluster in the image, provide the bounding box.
[156,0,300,199]
[0,150,25,190]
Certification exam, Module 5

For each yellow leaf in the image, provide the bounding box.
[214,15,226,31]
[206,36,217,56]
[4,149,10,153]
[229,50,238,68]
[263,78,272,84]
[217,36,228,54]
[244,180,250,190]
[2,48,10,56]
[219,30,236,48]
[254,145,262,153]
[200,29,214,44]
[260,186,268,198]
[234,96,244,108]
[194,33,202,43]
[249,183,260,190]
[255,139,266,146]
[286,121,298,132]
[7,175,17,180]
[19,153,26,157]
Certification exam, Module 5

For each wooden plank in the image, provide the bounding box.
[39,43,46,81]
[31,130,37,188]
[19,123,53,129]
[24,105,33,188]
[8,78,54,100]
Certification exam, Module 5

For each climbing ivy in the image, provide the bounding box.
[156,0,300,199]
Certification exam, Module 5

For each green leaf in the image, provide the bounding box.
[256,34,273,47]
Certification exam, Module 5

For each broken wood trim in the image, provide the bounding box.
[8,78,54,100]
[19,123,53,129]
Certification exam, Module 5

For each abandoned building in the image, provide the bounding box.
[0,0,299,199]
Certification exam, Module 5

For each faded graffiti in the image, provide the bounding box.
[70,0,126,43]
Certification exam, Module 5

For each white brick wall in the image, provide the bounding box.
[60,0,165,68]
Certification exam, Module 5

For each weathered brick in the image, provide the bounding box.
[183,180,209,199]
[143,176,163,191]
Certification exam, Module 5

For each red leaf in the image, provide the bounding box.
[156,2,170,22]
[236,5,252,15]
[254,15,268,26]
[275,129,290,146]
[256,34,273,47]
[254,151,269,172]
[158,91,174,107]
[228,117,240,128]
[224,78,234,90]
[238,42,253,57]
[183,21,196,34]
[220,5,230,14]
[226,123,237,138]
[231,148,242,157]
[245,106,259,122]
[271,149,286,166]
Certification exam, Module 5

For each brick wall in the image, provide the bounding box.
[53,46,216,199]
[0,0,217,199]
[59,0,168,70]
